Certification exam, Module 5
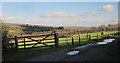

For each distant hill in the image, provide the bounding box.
[1,22,64,37]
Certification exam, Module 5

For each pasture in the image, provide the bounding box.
[8,30,119,49]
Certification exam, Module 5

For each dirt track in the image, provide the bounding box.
[27,36,120,61]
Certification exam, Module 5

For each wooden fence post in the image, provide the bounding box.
[24,38,26,49]
[89,35,91,41]
[54,32,59,47]
[72,36,74,45]
[78,31,81,44]
[86,33,89,41]
[66,36,69,45]
[108,30,109,36]
[15,36,18,51]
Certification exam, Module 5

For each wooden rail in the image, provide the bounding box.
[7,31,59,50]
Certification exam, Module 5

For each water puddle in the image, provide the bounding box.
[97,42,107,45]
[74,45,89,49]
[97,38,115,45]
[67,51,79,56]
[67,38,115,56]
[103,39,115,43]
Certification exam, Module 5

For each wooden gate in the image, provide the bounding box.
[7,31,59,50]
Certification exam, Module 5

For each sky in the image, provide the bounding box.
[1,0,120,2]
[0,2,118,27]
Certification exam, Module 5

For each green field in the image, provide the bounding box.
[9,30,119,49]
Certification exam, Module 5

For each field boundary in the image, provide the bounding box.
[3,30,119,51]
